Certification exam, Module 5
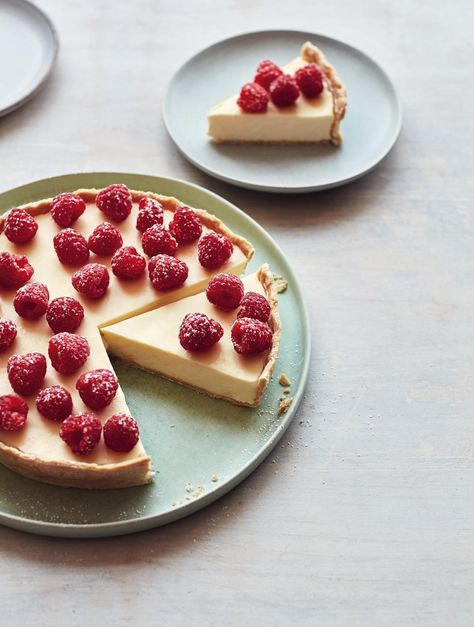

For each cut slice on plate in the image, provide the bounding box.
[0,186,255,488]
[207,41,347,145]
[102,265,280,407]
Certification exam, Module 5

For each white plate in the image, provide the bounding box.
[0,0,58,117]
[163,29,402,193]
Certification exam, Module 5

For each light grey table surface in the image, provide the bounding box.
[0,1,473,625]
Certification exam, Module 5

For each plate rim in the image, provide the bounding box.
[0,0,59,118]
[0,171,311,538]
[162,28,403,193]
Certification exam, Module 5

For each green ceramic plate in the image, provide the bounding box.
[0,173,310,538]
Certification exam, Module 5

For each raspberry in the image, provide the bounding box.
[13,282,49,320]
[231,317,273,354]
[72,263,110,299]
[0,319,17,352]
[7,352,47,395]
[206,274,244,311]
[50,193,86,228]
[53,228,90,266]
[142,225,177,257]
[0,252,34,288]
[36,385,73,422]
[237,291,271,322]
[168,207,202,244]
[103,413,140,452]
[269,74,300,107]
[46,296,84,333]
[88,222,123,256]
[0,394,28,431]
[76,369,118,410]
[148,254,188,290]
[96,184,132,222]
[179,313,224,352]
[198,232,233,269]
[60,413,102,456]
[295,63,324,98]
[48,332,90,375]
[136,197,164,232]
[237,82,269,113]
[4,208,38,243]
[254,59,283,91]
[111,246,146,280]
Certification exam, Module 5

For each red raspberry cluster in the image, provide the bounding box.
[179,274,273,355]
[60,411,139,455]
[237,58,324,112]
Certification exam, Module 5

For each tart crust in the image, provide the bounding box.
[0,188,256,489]
[300,42,348,145]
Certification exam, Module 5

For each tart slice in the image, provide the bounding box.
[101,265,280,407]
[207,42,347,145]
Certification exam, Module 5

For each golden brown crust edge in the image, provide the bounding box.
[0,441,153,489]
[254,264,281,406]
[301,41,348,145]
[0,188,255,263]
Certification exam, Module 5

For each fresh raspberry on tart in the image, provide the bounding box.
[72,263,110,299]
[0,394,28,431]
[0,252,34,288]
[46,296,84,334]
[179,313,224,352]
[206,273,244,311]
[76,368,119,410]
[88,222,123,256]
[48,332,90,375]
[295,63,324,98]
[141,225,177,257]
[0,319,17,352]
[237,291,271,322]
[237,82,269,113]
[231,317,273,355]
[96,184,132,222]
[60,412,102,456]
[254,60,283,91]
[111,246,146,280]
[50,193,86,228]
[4,208,38,244]
[148,254,188,290]
[269,74,300,107]
[13,282,49,320]
[136,198,164,232]
[7,352,47,395]
[198,232,233,269]
[168,207,202,243]
[103,413,140,452]
[53,228,90,266]
[36,385,73,422]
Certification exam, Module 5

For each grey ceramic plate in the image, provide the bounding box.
[0,172,310,538]
[0,0,58,117]
[163,29,402,193]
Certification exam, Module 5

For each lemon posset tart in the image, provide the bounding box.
[207,42,347,145]
[0,185,280,489]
